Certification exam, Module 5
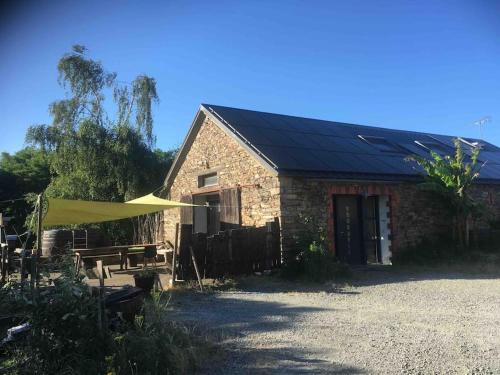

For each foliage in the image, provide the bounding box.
[0,148,50,232]
[391,234,500,268]
[391,236,459,266]
[0,148,51,194]
[406,138,485,246]
[1,258,107,374]
[281,215,350,283]
[108,293,209,375]
[0,261,211,375]
[23,46,175,242]
[133,268,158,278]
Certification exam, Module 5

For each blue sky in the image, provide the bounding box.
[1,0,499,154]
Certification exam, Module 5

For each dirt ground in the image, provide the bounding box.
[170,267,500,374]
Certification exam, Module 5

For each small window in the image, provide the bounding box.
[358,135,404,153]
[198,172,218,188]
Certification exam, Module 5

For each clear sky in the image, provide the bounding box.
[1,0,499,154]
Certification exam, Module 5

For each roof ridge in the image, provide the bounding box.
[202,103,487,143]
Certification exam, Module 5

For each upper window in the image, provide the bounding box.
[198,172,218,188]
[358,135,405,153]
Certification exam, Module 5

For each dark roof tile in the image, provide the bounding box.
[203,104,500,182]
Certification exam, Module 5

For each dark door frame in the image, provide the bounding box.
[362,195,382,264]
[333,194,364,264]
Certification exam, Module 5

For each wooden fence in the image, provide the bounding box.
[177,218,281,280]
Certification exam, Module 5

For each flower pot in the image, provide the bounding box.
[133,274,155,293]
[128,254,139,267]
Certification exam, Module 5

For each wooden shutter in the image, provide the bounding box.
[179,195,193,225]
[220,188,241,230]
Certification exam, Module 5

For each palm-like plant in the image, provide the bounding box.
[406,138,485,247]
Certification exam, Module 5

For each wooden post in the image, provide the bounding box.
[20,254,26,284]
[170,223,179,287]
[465,216,470,248]
[31,193,43,288]
[36,193,43,256]
[189,245,204,293]
[1,245,7,283]
[96,260,105,331]
[96,260,105,286]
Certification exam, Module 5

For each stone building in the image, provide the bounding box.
[163,104,500,264]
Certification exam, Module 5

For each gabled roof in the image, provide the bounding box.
[165,104,500,189]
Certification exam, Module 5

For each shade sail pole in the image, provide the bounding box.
[31,192,43,288]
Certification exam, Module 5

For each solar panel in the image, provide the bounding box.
[204,104,500,182]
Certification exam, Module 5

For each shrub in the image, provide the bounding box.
[1,259,108,374]
[390,235,498,266]
[281,215,350,283]
[108,293,209,375]
[0,259,212,375]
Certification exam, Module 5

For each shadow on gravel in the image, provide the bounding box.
[199,265,500,295]
[228,276,360,295]
[174,295,327,336]
[209,346,367,374]
[171,293,366,374]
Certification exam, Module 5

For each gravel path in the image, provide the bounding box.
[171,269,500,374]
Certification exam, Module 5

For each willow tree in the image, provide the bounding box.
[406,138,484,247]
[26,46,172,242]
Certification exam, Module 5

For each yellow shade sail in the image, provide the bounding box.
[43,193,196,227]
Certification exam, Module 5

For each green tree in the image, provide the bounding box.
[0,147,51,230]
[26,45,163,202]
[406,138,484,247]
[24,45,175,241]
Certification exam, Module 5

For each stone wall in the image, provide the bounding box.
[470,184,500,227]
[163,116,281,244]
[278,177,500,259]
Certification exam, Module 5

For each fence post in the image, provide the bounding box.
[32,193,43,289]
[96,260,106,331]
[1,245,7,283]
[170,223,179,287]
[227,229,233,262]
[189,245,204,293]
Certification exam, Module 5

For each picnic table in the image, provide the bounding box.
[73,244,157,273]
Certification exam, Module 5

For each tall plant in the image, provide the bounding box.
[406,138,484,247]
[24,45,174,242]
[26,45,162,202]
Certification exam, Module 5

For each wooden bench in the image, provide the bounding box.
[73,244,157,274]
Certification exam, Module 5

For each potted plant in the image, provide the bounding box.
[133,268,157,293]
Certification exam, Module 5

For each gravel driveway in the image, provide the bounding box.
[171,268,500,374]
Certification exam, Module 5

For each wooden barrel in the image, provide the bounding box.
[42,230,73,257]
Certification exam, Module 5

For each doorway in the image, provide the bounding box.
[333,194,382,265]
[193,193,220,235]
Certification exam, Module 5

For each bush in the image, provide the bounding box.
[109,293,209,375]
[1,259,109,374]
[302,242,351,282]
[0,259,211,375]
[281,215,350,283]
[390,235,497,266]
